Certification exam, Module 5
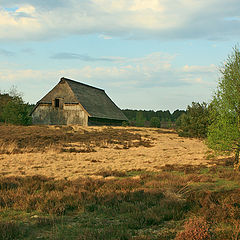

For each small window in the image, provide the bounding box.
[55,98,60,108]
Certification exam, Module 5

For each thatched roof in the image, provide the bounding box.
[38,77,128,121]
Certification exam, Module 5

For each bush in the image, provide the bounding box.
[175,217,212,240]
[0,93,13,122]
[2,98,32,125]
[176,102,209,138]
[150,117,161,128]
[0,89,32,125]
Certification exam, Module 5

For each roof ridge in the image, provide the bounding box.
[61,77,105,92]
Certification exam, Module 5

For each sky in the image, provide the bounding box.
[0,0,239,112]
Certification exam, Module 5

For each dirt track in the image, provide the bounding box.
[0,125,213,179]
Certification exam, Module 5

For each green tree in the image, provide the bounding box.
[171,109,186,122]
[150,117,161,128]
[0,87,32,125]
[0,93,13,122]
[176,102,209,138]
[135,111,146,127]
[207,46,240,167]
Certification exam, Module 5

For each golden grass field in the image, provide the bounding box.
[1,125,240,240]
[0,125,216,180]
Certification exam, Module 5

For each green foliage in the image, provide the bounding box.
[0,94,13,122]
[1,98,32,125]
[176,102,209,138]
[208,100,239,152]
[135,111,146,127]
[122,109,186,125]
[150,117,161,128]
[171,109,186,122]
[207,46,240,165]
[0,88,32,125]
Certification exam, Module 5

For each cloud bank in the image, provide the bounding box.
[0,0,240,41]
[0,52,217,110]
[50,52,125,62]
[0,52,217,87]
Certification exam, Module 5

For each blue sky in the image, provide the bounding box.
[0,0,239,112]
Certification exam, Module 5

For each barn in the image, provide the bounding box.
[31,77,128,126]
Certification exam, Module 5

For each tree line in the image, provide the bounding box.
[122,109,185,127]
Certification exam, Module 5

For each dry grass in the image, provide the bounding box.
[0,125,214,180]
[0,163,240,239]
[1,125,239,239]
[0,125,152,153]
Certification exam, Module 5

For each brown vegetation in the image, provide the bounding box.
[0,125,152,154]
[0,125,212,179]
[0,161,240,239]
[0,125,239,239]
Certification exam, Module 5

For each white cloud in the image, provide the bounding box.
[0,0,239,41]
[0,52,218,110]
[98,34,112,40]
[0,6,43,40]
[50,52,126,62]
[183,64,216,73]
[181,64,217,86]
[0,52,217,87]
[16,5,36,15]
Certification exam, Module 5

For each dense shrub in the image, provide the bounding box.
[150,117,161,128]
[176,102,209,138]
[0,93,12,122]
[1,97,32,125]
[175,217,212,240]
[0,89,32,125]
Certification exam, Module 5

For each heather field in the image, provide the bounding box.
[0,125,210,179]
[0,125,239,239]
